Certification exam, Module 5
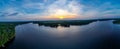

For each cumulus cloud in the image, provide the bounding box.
[41,0,84,19]
[41,0,120,19]
[80,2,120,19]
[0,0,120,21]
[23,3,45,9]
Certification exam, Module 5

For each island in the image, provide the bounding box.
[113,20,120,24]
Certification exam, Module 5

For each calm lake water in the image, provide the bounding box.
[6,20,120,49]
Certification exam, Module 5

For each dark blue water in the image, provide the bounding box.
[7,21,120,49]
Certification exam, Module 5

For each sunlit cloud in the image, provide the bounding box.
[43,0,82,19]
[0,0,120,21]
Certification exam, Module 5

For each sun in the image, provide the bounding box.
[54,9,69,19]
[46,9,77,19]
[59,16,64,19]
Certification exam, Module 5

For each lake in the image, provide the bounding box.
[6,20,120,49]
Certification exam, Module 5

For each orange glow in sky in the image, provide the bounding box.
[45,9,77,20]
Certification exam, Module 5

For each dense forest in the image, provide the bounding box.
[0,24,15,47]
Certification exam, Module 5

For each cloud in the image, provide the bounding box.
[23,3,45,9]
[79,2,120,19]
[0,7,24,17]
[0,0,120,21]
[0,12,19,17]
[8,12,19,16]
[41,0,120,19]
[43,0,83,18]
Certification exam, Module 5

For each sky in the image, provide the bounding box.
[0,0,120,21]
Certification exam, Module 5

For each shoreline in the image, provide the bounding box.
[0,37,15,49]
